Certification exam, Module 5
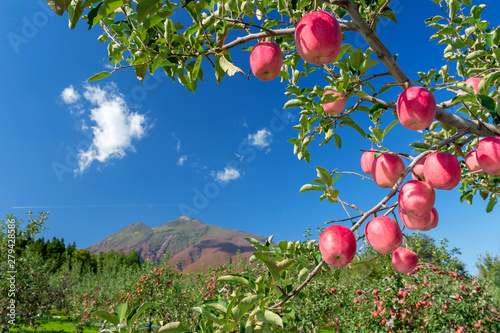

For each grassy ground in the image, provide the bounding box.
[6,315,100,333]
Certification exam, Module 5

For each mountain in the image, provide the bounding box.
[85,216,268,271]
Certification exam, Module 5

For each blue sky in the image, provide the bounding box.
[0,0,499,274]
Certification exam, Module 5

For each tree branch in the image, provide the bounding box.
[270,259,325,309]
[330,0,500,137]
[349,129,469,233]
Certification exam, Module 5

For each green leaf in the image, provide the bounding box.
[299,184,326,193]
[66,0,84,29]
[382,120,399,138]
[448,0,459,18]
[486,194,497,213]
[88,71,111,82]
[334,133,341,149]
[409,142,431,149]
[360,58,379,73]
[254,310,283,327]
[379,7,397,23]
[99,0,124,15]
[320,127,334,146]
[253,252,280,283]
[86,4,103,29]
[204,301,228,314]
[93,310,119,327]
[137,0,162,22]
[135,64,148,82]
[349,48,364,70]
[158,322,187,333]
[283,99,303,109]
[478,95,496,113]
[217,275,252,287]
[219,55,245,76]
[315,166,332,187]
[46,0,67,15]
[455,82,476,95]
[127,302,151,329]
[114,302,128,324]
[465,50,487,61]
[339,118,367,138]
[83,0,101,7]
[231,295,262,321]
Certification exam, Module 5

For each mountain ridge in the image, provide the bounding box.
[85,216,268,271]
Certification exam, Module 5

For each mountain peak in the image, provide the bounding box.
[86,217,267,271]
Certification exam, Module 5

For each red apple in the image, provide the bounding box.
[464,77,482,94]
[398,180,435,218]
[365,216,402,254]
[319,224,357,267]
[419,207,439,231]
[465,150,483,173]
[372,154,406,188]
[295,11,342,65]
[424,152,461,190]
[322,90,347,115]
[250,41,283,81]
[411,155,427,181]
[392,248,418,274]
[399,209,431,231]
[361,149,378,175]
[476,136,500,175]
[396,87,436,131]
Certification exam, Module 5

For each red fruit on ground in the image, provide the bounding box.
[476,136,500,175]
[249,41,283,81]
[398,180,435,218]
[396,86,436,131]
[295,11,342,65]
[356,289,362,295]
[424,152,461,190]
[361,149,378,175]
[331,287,336,293]
[372,153,406,188]
[365,216,402,254]
[392,248,418,274]
[465,150,483,173]
[319,224,357,267]
[322,90,347,115]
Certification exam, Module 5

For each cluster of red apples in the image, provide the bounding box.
[320,75,500,274]
[250,10,500,274]
[249,11,347,115]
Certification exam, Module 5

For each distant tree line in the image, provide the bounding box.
[15,236,142,273]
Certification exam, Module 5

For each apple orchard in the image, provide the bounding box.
[45,0,500,331]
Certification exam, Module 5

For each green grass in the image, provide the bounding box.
[7,316,100,333]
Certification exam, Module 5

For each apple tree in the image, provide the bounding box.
[46,0,500,331]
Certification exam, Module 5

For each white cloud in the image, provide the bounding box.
[76,84,148,173]
[177,155,187,166]
[248,128,272,149]
[214,167,241,183]
[172,134,181,152]
[61,85,81,104]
